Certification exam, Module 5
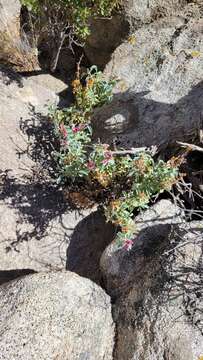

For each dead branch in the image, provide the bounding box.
[177,141,203,153]
[111,145,157,156]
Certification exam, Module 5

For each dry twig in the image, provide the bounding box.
[177,141,203,153]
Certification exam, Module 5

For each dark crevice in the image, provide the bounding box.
[0,269,36,286]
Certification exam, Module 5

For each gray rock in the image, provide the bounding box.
[123,0,187,28]
[100,199,183,297]
[97,15,203,149]
[66,210,116,284]
[113,220,203,359]
[0,0,40,72]
[0,68,91,272]
[0,271,115,360]
[84,15,129,69]
[84,0,188,69]
[0,0,21,31]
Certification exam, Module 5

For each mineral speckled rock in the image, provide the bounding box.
[113,220,203,360]
[0,271,115,360]
[95,15,203,148]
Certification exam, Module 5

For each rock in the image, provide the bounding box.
[0,0,21,32]
[96,15,203,148]
[0,271,115,360]
[113,220,203,359]
[25,73,68,94]
[66,210,116,284]
[92,96,138,142]
[0,67,90,272]
[0,0,40,72]
[84,0,187,69]
[100,200,183,297]
[122,0,187,28]
[84,15,129,69]
[0,67,59,179]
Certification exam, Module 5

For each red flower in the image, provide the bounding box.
[123,239,133,251]
[87,160,96,170]
[60,123,68,138]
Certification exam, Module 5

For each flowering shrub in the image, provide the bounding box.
[50,66,179,250]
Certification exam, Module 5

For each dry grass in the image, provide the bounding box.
[0,11,40,72]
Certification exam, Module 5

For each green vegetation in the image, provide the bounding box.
[20,0,120,71]
[50,67,180,250]
[19,1,181,250]
[21,0,120,39]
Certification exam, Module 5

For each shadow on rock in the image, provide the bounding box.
[92,81,203,150]
[113,222,203,360]
[18,106,58,177]
[103,222,174,300]
[66,210,116,284]
[0,64,24,87]
[0,168,74,249]
[0,269,36,285]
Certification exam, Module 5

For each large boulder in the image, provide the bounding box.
[100,198,203,360]
[100,199,183,297]
[84,0,188,69]
[0,67,91,273]
[0,0,21,32]
[93,14,203,148]
[0,271,115,360]
[113,220,203,359]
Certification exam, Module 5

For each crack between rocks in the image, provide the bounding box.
[167,19,189,55]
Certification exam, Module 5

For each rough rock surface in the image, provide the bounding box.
[0,67,91,272]
[0,0,21,31]
[123,0,187,28]
[84,15,129,69]
[113,220,203,360]
[66,210,116,284]
[93,14,203,148]
[0,271,114,360]
[84,0,189,69]
[0,0,40,72]
[100,199,183,297]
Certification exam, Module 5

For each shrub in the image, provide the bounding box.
[50,66,180,250]
[20,0,120,71]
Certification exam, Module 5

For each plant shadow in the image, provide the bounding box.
[0,105,82,254]
[92,81,203,151]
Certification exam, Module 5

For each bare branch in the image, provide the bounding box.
[177,141,203,153]
[111,145,158,156]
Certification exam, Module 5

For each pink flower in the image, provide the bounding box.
[87,160,96,170]
[60,123,68,138]
[72,126,80,133]
[72,124,85,133]
[123,239,133,251]
[102,151,113,165]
